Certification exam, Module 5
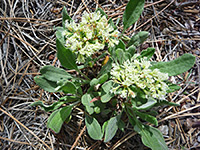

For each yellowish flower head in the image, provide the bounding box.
[110,55,169,100]
[63,11,120,63]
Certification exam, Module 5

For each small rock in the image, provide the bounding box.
[158,125,169,135]
[195,50,200,55]
[48,54,55,61]
[198,136,200,143]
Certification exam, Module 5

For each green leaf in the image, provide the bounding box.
[138,47,155,60]
[115,39,126,51]
[85,106,94,115]
[126,109,136,127]
[127,106,167,150]
[167,84,181,93]
[108,18,117,30]
[102,80,113,93]
[65,115,72,124]
[138,125,168,150]
[56,27,65,45]
[90,74,109,87]
[127,31,149,47]
[123,0,145,31]
[56,39,78,70]
[77,86,83,95]
[94,106,101,114]
[98,73,109,84]
[81,94,94,106]
[104,114,121,142]
[101,93,114,103]
[102,121,108,135]
[99,58,113,76]
[59,95,79,103]
[116,48,125,64]
[135,110,158,126]
[96,8,107,17]
[62,6,72,27]
[101,81,117,103]
[34,76,57,92]
[90,78,99,87]
[118,119,125,132]
[81,94,94,115]
[47,105,72,133]
[30,101,65,112]
[61,82,77,94]
[115,48,131,64]
[126,45,136,56]
[150,53,195,76]
[85,115,103,140]
[40,65,72,82]
[155,100,179,107]
[133,98,157,110]
[124,52,131,61]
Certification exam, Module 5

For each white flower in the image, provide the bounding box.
[90,11,101,22]
[62,11,119,63]
[110,55,169,100]
[141,58,151,68]
[120,89,128,98]
[82,11,90,24]
[128,88,136,98]
[109,38,119,47]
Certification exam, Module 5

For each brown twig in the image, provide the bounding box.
[0,107,52,150]
[70,125,86,150]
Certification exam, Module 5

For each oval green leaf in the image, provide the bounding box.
[62,6,72,27]
[127,31,149,47]
[61,82,77,94]
[30,101,66,112]
[85,115,103,140]
[104,114,121,142]
[139,125,168,150]
[47,105,72,133]
[102,80,113,93]
[101,93,114,103]
[56,39,78,70]
[133,98,157,110]
[34,76,57,92]
[126,45,136,56]
[56,27,65,45]
[98,73,109,84]
[135,110,158,126]
[150,53,195,76]
[81,94,94,115]
[116,48,125,64]
[40,65,72,82]
[123,0,145,31]
[138,47,155,60]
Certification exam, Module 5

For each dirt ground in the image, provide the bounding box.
[0,0,200,149]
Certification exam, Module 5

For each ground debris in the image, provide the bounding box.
[0,0,199,149]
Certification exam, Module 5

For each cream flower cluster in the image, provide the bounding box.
[110,55,169,100]
[62,11,120,63]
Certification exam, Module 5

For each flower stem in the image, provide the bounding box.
[77,69,90,81]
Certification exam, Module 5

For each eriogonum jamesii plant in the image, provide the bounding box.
[31,0,196,149]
